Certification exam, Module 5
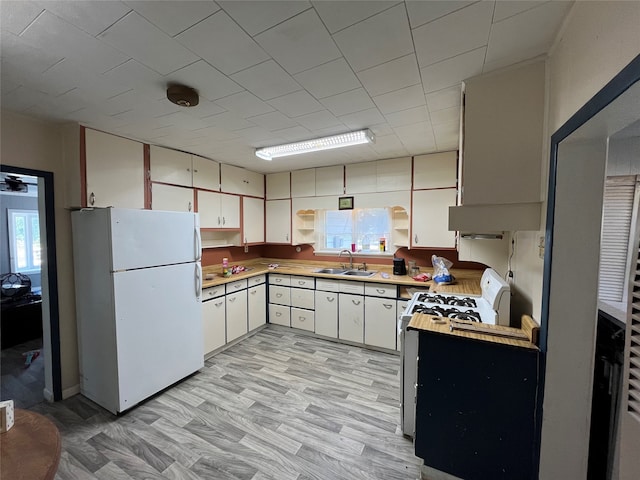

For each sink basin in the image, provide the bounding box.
[313,268,348,274]
[342,270,378,277]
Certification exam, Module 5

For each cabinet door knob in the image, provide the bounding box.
[89,192,95,206]
[414,234,418,244]
[215,301,223,307]
[298,281,305,285]
[327,297,334,302]
[376,288,385,294]
[383,303,393,309]
[276,311,282,316]
[250,290,256,295]
[188,201,192,212]
[222,217,226,225]
[218,216,221,225]
[276,293,283,298]
[285,233,289,241]
[352,300,361,306]
[299,316,306,321]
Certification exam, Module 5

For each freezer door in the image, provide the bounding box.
[112,262,203,412]
[110,208,201,270]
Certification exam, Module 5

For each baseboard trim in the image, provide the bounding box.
[62,384,80,399]
[43,388,54,402]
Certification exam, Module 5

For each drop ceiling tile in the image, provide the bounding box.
[126,0,220,37]
[484,1,572,71]
[270,125,312,142]
[293,58,361,99]
[338,107,387,130]
[430,106,460,126]
[370,133,409,157]
[1,1,44,35]
[320,88,375,117]
[356,54,421,97]
[103,59,164,91]
[433,121,460,150]
[99,12,199,75]
[295,110,344,131]
[200,111,256,131]
[493,1,549,23]
[166,60,244,102]
[191,126,240,143]
[372,84,425,115]
[231,60,302,101]
[20,11,129,74]
[0,31,64,74]
[216,91,275,118]
[193,101,228,119]
[425,85,462,112]
[312,0,399,34]
[420,47,486,93]
[219,0,311,36]
[255,9,341,75]
[1,85,54,112]
[405,1,475,29]
[246,111,298,131]
[236,126,278,143]
[39,0,131,36]
[40,58,132,99]
[384,105,430,127]
[333,4,414,73]
[153,111,209,130]
[393,121,436,151]
[176,11,269,75]
[268,90,324,117]
[413,2,493,68]
[369,124,395,137]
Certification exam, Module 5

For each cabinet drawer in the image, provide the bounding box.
[340,280,365,295]
[269,303,290,326]
[290,275,315,289]
[269,274,291,286]
[291,307,314,332]
[365,283,397,298]
[202,285,225,300]
[291,288,314,309]
[248,274,266,287]
[316,279,341,292]
[226,279,247,293]
[269,285,290,306]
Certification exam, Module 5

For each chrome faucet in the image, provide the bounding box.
[339,249,353,269]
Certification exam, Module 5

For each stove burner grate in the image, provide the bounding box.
[415,293,478,308]
[411,304,482,322]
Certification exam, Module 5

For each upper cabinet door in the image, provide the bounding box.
[411,188,457,248]
[266,172,290,200]
[291,169,316,197]
[265,199,291,244]
[197,190,222,228]
[151,183,194,212]
[345,162,375,194]
[192,155,219,191]
[376,157,411,192]
[242,197,265,244]
[315,165,344,196]
[220,164,264,198]
[85,129,144,209]
[220,193,240,229]
[413,152,457,190]
[149,145,192,187]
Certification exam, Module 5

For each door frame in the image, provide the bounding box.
[2,164,62,401]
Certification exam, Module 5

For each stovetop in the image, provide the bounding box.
[410,303,482,322]
[415,293,478,308]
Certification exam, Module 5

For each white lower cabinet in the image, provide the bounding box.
[291,307,314,332]
[202,292,226,355]
[315,290,338,337]
[365,296,397,350]
[269,303,291,326]
[248,283,266,331]
[226,289,248,342]
[339,293,364,343]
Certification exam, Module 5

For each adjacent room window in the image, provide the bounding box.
[8,209,41,273]
[321,208,391,252]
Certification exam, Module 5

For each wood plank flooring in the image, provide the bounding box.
[32,326,421,480]
[1,337,45,409]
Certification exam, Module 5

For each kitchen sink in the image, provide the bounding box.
[342,270,378,277]
[313,268,348,274]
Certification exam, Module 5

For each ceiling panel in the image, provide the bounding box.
[332,3,414,73]
[254,9,342,75]
[176,11,269,75]
[0,0,573,173]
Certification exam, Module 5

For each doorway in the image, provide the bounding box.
[0,165,62,407]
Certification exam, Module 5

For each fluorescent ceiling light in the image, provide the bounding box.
[255,129,375,160]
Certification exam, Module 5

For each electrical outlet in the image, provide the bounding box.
[538,236,545,259]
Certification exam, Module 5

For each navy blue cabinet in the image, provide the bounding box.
[414,331,540,480]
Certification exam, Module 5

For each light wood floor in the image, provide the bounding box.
[32,326,421,480]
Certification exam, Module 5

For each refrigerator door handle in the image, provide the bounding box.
[195,263,202,298]
[194,226,202,261]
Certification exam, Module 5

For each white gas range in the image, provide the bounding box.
[399,268,510,437]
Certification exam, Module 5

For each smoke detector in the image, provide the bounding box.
[166,84,199,107]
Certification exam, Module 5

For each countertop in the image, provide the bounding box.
[201,258,483,297]
[407,313,539,350]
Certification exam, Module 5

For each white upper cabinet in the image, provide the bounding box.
[345,157,411,194]
[151,183,193,212]
[291,169,316,197]
[192,155,220,191]
[220,164,264,198]
[315,165,344,196]
[149,145,192,187]
[411,188,457,248]
[265,199,291,244]
[85,128,144,209]
[462,60,544,205]
[197,190,240,229]
[413,152,457,190]
[266,172,290,200]
[242,196,265,244]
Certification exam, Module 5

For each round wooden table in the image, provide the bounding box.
[0,408,61,480]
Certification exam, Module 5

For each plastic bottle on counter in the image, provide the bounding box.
[379,237,386,252]
[222,257,230,277]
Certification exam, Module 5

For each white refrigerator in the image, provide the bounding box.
[71,207,204,414]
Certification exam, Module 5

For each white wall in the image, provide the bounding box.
[521,1,640,478]
[0,110,80,397]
